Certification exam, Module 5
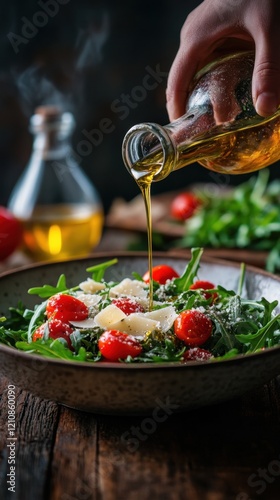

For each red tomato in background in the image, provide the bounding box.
[33,318,74,349]
[142,265,179,284]
[98,330,142,362]
[46,294,88,322]
[0,206,22,261]
[174,309,213,347]
[112,298,144,315]
[170,192,201,221]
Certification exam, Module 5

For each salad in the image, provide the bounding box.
[1,248,280,364]
[170,170,280,273]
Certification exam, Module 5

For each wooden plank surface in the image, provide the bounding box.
[0,376,59,500]
[1,374,280,500]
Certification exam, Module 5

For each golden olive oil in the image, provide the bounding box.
[19,204,103,261]
[133,170,158,310]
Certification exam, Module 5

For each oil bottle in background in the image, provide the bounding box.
[8,106,103,261]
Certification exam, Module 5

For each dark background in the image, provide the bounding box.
[0,0,279,213]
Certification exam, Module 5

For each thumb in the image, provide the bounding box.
[253,45,280,117]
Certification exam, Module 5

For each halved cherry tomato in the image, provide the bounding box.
[33,324,46,342]
[174,309,212,347]
[0,206,23,261]
[98,330,142,362]
[46,294,88,322]
[182,347,212,362]
[112,298,144,315]
[142,265,179,284]
[170,192,201,221]
[33,318,74,349]
[190,280,218,302]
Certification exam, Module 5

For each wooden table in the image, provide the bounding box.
[1,373,280,500]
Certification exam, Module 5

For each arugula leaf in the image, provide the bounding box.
[132,338,185,363]
[16,339,88,361]
[27,301,47,343]
[209,309,237,353]
[214,348,240,361]
[0,327,27,347]
[86,258,118,281]
[173,247,203,293]
[172,291,199,312]
[28,274,69,298]
[236,314,280,352]
[1,302,29,330]
[237,263,246,296]
[131,271,144,281]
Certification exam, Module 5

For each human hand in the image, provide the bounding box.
[166,0,280,120]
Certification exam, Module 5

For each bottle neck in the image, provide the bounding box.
[32,130,72,161]
[30,108,74,160]
[122,122,178,182]
[122,113,224,183]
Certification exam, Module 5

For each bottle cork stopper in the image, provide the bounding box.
[30,105,74,130]
[34,105,63,119]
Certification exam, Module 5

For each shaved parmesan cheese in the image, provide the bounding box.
[144,306,178,333]
[76,293,101,308]
[70,304,178,335]
[79,278,105,293]
[70,318,97,329]
[110,279,147,299]
[111,314,159,337]
[95,304,126,329]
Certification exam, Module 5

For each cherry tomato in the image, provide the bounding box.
[33,318,74,349]
[112,298,144,315]
[190,280,218,301]
[46,294,88,322]
[33,324,46,342]
[98,330,142,362]
[170,192,201,221]
[142,265,179,284]
[174,309,212,347]
[0,206,22,261]
[182,347,212,362]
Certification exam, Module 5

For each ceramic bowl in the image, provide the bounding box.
[0,251,280,416]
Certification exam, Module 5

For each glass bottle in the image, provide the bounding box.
[8,106,103,261]
[122,51,280,184]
